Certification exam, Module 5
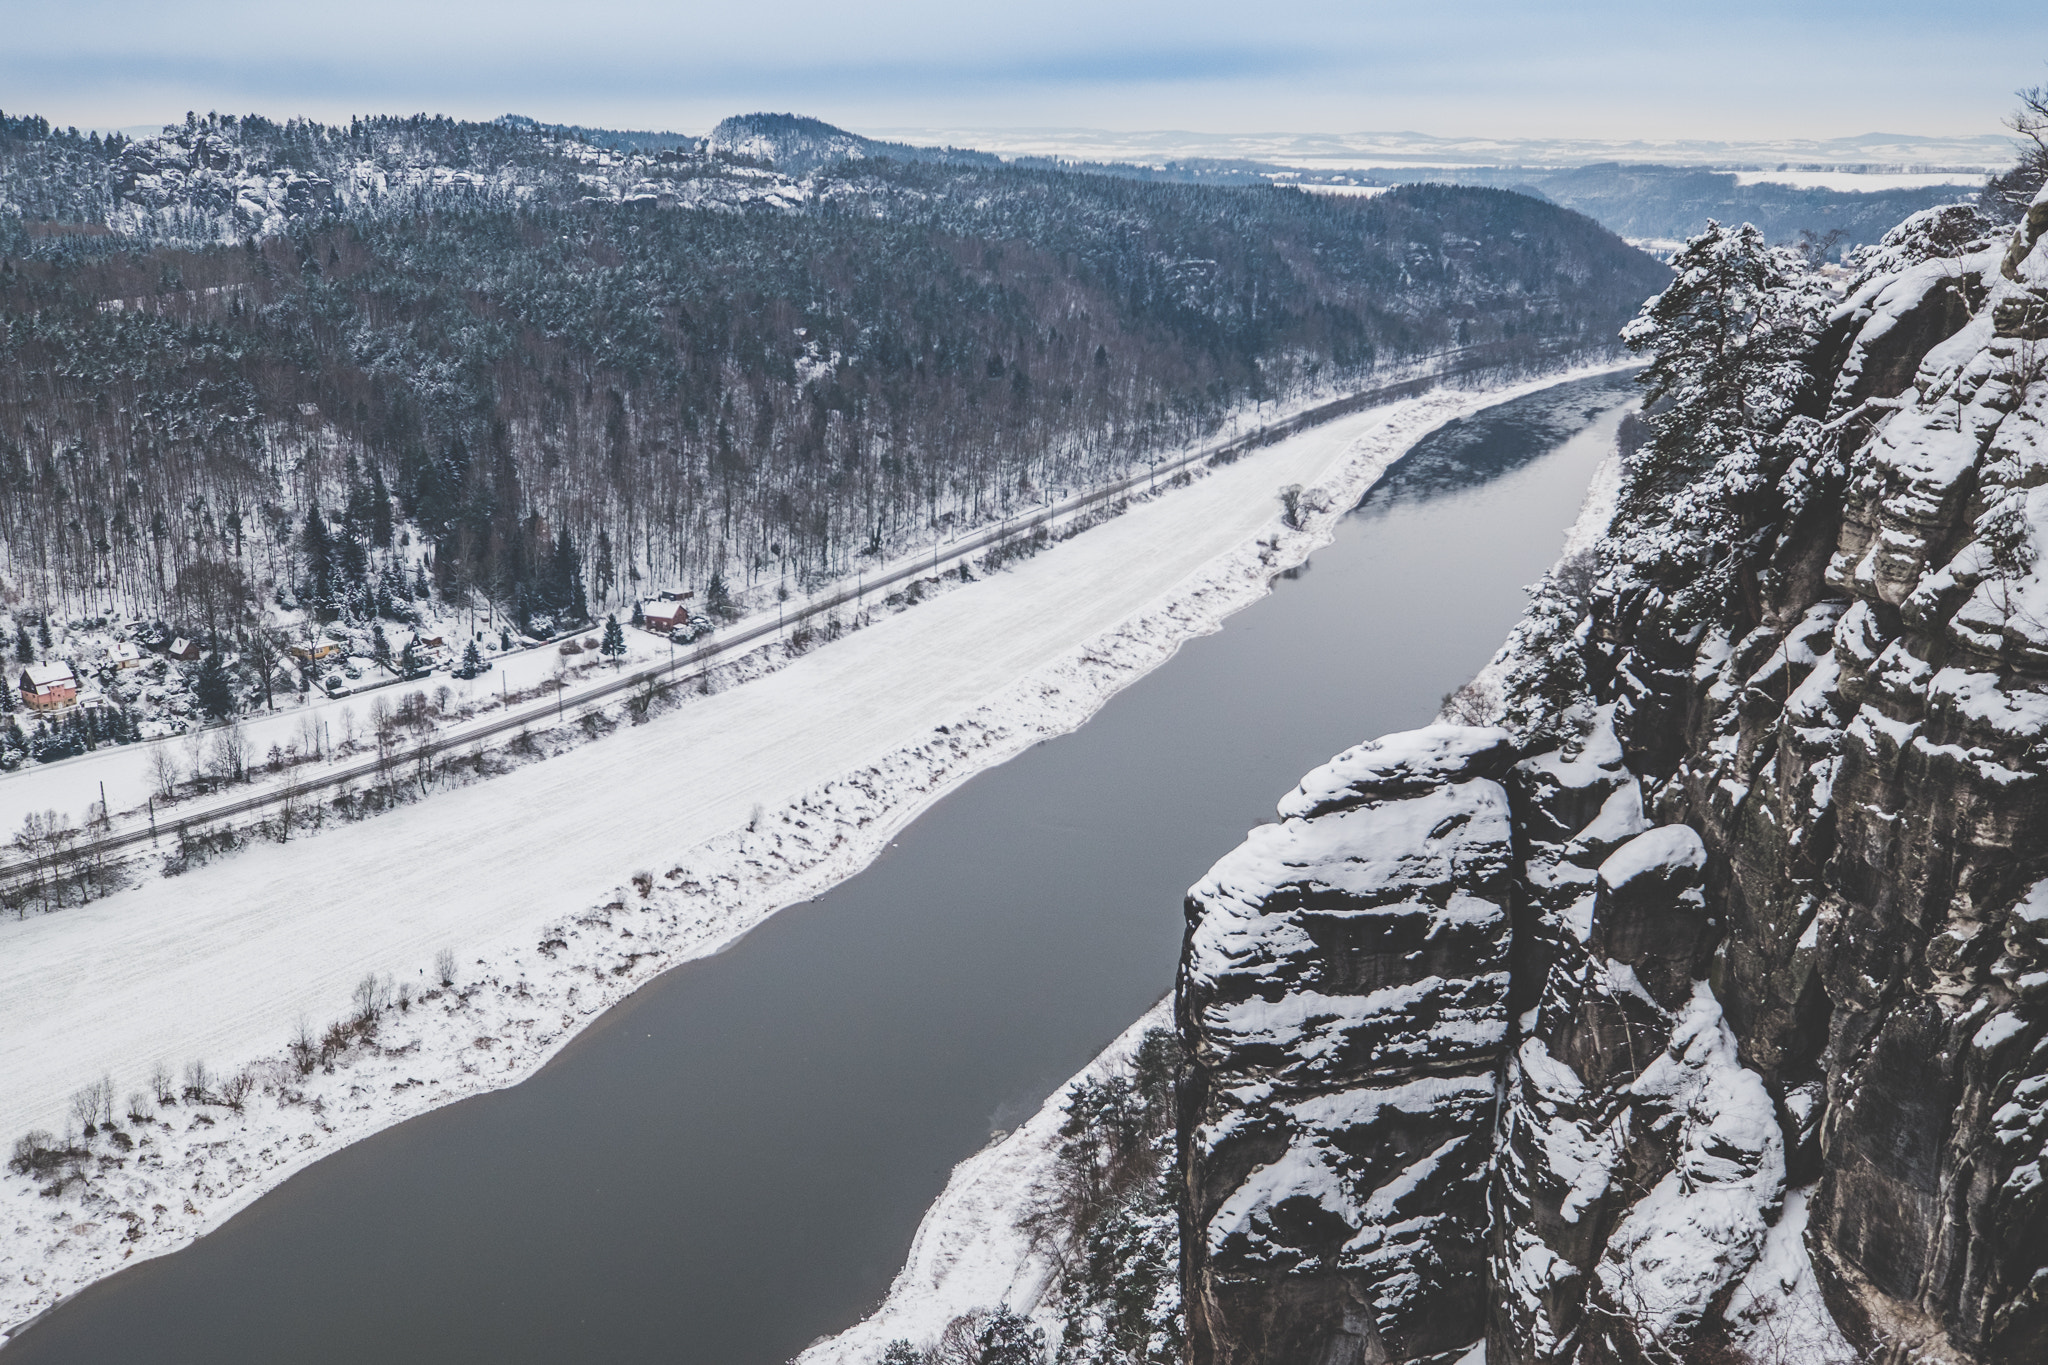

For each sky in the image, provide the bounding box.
[3,0,2045,147]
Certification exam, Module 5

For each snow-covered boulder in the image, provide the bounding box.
[1178,724,1516,1365]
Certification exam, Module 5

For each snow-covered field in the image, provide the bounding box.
[1728,169,1982,193]
[0,363,1627,1337]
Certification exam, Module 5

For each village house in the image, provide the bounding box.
[111,641,145,669]
[291,640,341,663]
[167,637,201,662]
[20,662,78,710]
[639,599,691,635]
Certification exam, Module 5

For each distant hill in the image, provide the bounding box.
[0,105,1665,667]
[706,112,1001,176]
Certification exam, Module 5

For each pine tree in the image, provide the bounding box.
[549,529,587,623]
[594,529,616,606]
[706,568,734,619]
[193,652,235,719]
[459,639,482,679]
[399,638,426,679]
[302,503,334,612]
[13,622,30,662]
[600,614,626,665]
[369,465,394,548]
[1614,220,1824,617]
[976,1307,1045,1365]
[371,622,391,665]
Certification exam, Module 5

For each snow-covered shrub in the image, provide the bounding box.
[1012,1027,1184,1365]
[1500,549,1601,745]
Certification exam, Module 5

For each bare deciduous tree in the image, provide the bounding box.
[70,1075,114,1132]
[148,742,180,801]
[149,1060,176,1106]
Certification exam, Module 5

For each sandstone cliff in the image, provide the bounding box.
[1178,190,2048,1364]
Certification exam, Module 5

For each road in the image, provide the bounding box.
[0,359,1519,887]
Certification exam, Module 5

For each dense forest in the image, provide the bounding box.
[0,110,1666,640]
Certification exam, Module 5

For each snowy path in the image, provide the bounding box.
[0,366,1628,1336]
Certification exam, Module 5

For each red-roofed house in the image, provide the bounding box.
[20,662,78,710]
[640,599,690,635]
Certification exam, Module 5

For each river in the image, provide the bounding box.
[5,370,1637,1364]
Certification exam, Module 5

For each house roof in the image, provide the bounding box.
[22,662,75,688]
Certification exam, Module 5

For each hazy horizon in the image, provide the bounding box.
[6,1,2045,149]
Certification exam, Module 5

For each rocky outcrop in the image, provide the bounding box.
[1179,194,2048,1365]
[1177,726,1518,1365]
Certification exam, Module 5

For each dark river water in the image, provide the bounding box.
[7,370,1636,1365]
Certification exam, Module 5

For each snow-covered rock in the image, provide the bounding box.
[1178,190,2048,1365]
[1178,724,1515,1365]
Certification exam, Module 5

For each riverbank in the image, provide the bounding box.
[0,362,1630,1341]
[795,399,1637,1365]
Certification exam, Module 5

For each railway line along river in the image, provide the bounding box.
[5,369,1637,1364]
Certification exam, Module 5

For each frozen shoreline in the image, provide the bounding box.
[0,362,1627,1341]
[790,388,1638,1365]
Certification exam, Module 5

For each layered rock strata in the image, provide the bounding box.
[1177,726,1518,1365]
[1178,194,2048,1364]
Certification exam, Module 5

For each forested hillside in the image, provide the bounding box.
[0,109,1662,686]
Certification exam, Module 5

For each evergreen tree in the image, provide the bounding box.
[302,503,334,612]
[600,614,626,665]
[976,1307,1045,1365]
[1614,220,1824,617]
[13,622,30,662]
[37,616,51,650]
[413,563,431,600]
[705,568,735,619]
[549,529,587,622]
[344,458,376,543]
[369,465,394,548]
[371,622,391,665]
[336,529,369,600]
[193,652,235,719]
[399,638,427,679]
[459,638,482,679]
[379,561,408,617]
[594,529,616,606]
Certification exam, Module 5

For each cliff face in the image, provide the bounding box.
[1177,728,1518,1365]
[1178,193,2048,1365]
